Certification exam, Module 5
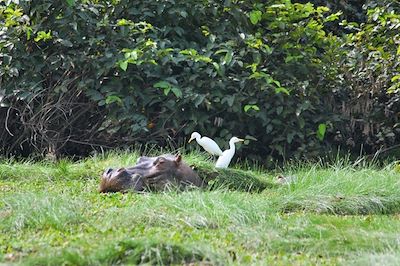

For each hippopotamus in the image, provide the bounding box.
[99,154,204,193]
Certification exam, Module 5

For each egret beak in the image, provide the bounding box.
[238,138,245,142]
[188,137,195,143]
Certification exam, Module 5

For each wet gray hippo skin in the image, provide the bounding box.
[99,154,203,193]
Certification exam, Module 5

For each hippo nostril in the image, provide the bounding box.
[105,168,113,175]
[117,168,125,173]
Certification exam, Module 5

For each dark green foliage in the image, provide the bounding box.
[295,0,367,25]
[334,0,400,155]
[0,0,399,163]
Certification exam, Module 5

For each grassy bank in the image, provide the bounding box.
[1,152,400,265]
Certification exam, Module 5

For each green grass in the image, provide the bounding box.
[1,152,400,265]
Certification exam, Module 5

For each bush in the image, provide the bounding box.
[0,0,399,163]
[333,0,400,156]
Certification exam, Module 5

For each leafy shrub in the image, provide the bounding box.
[0,0,399,163]
[295,0,367,25]
[332,0,400,156]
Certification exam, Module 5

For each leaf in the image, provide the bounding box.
[275,87,290,95]
[222,95,235,107]
[34,31,52,42]
[325,11,343,22]
[213,62,224,76]
[223,50,233,65]
[275,145,284,156]
[269,4,285,9]
[171,87,182,98]
[249,71,269,80]
[86,90,103,101]
[194,95,206,107]
[26,27,32,40]
[249,10,262,25]
[388,84,399,94]
[298,118,305,129]
[244,105,260,112]
[317,123,327,141]
[391,75,400,82]
[180,49,197,56]
[180,11,188,18]
[105,95,122,105]
[119,61,128,71]
[163,87,171,96]
[126,50,138,60]
[66,0,75,7]
[227,96,235,106]
[117,19,132,26]
[273,80,281,87]
[154,81,171,89]
[287,132,295,144]
[154,81,181,98]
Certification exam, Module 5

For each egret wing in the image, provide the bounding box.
[199,136,223,156]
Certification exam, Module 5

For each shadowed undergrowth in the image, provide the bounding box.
[0,152,399,265]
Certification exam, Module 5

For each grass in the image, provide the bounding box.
[1,151,400,265]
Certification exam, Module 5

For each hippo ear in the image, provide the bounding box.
[175,154,182,164]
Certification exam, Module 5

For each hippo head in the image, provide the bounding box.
[99,167,144,193]
[143,154,203,189]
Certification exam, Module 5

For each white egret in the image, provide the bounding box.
[188,132,223,156]
[215,137,244,169]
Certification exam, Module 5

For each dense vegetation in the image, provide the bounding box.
[1,152,400,264]
[0,0,399,164]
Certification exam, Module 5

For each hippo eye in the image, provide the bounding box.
[154,158,165,165]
